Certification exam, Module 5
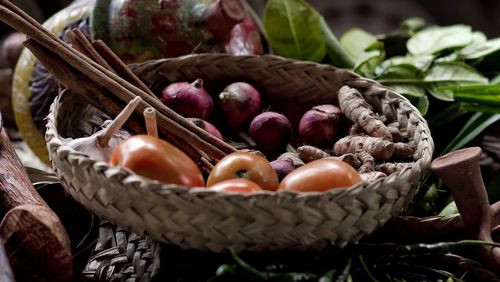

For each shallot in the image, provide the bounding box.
[299,104,342,146]
[160,79,214,120]
[217,82,261,129]
[187,118,224,140]
[249,111,292,153]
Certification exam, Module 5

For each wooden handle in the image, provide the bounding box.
[431,147,500,275]
[0,125,72,281]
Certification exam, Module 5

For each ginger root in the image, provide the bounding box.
[338,85,392,141]
[277,152,304,168]
[334,135,394,161]
[393,142,415,159]
[355,150,375,173]
[297,145,330,163]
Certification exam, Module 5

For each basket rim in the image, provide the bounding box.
[45,53,433,201]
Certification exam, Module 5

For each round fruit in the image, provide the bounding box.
[110,135,204,186]
[278,158,362,192]
[207,151,279,191]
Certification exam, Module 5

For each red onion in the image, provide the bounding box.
[249,111,292,153]
[299,104,342,146]
[217,82,261,129]
[270,158,295,180]
[187,118,224,140]
[160,79,213,120]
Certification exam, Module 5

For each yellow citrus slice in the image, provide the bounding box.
[12,0,95,164]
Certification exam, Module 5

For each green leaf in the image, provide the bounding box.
[319,17,354,68]
[399,17,427,33]
[441,112,500,155]
[492,74,500,85]
[424,62,488,101]
[353,41,385,77]
[340,28,378,61]
[376,54,434,76]
[459,103,500,114]
[459,37,500,60]
[407,25,473,55]
[438,201,458,216]
[390,84,426,97]
[263,0,326,62]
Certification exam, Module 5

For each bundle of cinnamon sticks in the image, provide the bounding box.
[0,0,236,169]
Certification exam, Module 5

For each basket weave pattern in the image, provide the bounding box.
[46,54,433,252]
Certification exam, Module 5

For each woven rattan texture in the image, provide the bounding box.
[46,54,433,252]
[82,221,160,281]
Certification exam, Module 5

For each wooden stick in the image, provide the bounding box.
[0,1,235,158]
[71,29,113,72]
[144,107,158,138]
[0,125,72,281]
[92,39,156,97]
[23,39,205,163]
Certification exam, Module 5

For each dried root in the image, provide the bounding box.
[334,135,394,161]
[329,153,361,169]
[360,171,387,182]
[375,162,414,175]
[338,85,392,141]
[355,150,375,173]
[277,152,304,168]
[297,145,330,163]
[393,142,415,159]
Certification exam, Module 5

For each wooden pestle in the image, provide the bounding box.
[0,114,72,281]
[430,147,500,275]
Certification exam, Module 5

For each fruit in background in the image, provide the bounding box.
[110,134,205,187]
[225,16,264,55]
[91,0,264,63]
[160,79,214,120]
[217,82,261,130]
[206,151,279,191]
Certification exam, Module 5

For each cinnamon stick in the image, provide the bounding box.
[0,1,235,159]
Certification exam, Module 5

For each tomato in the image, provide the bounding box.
[208,178,263,193]
[278,158,362,192]
[110,135,204,187]
[206,152,279,191]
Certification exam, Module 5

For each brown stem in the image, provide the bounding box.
[97,96,141,147]
[143,107,158,138]
[431,147,500,275]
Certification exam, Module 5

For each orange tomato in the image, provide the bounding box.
[110,135,204,187]
[206,152,279,191]
[278,158,362,192]
[208,178,263,193]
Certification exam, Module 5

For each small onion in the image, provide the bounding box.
[160,79,213,120]
[249,111,292,154]
[187,118,224,140]
[217,82,261,129]
[270,158,295,180]
[299,104,342,146]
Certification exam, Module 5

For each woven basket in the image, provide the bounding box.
[45,54,433,252]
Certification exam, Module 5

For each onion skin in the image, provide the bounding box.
[160,79,214,120]
[249,111,292,154]
[299,104,342,146]
[270,158,295,180]
[218,82,261,129]
[187,118,224,140]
